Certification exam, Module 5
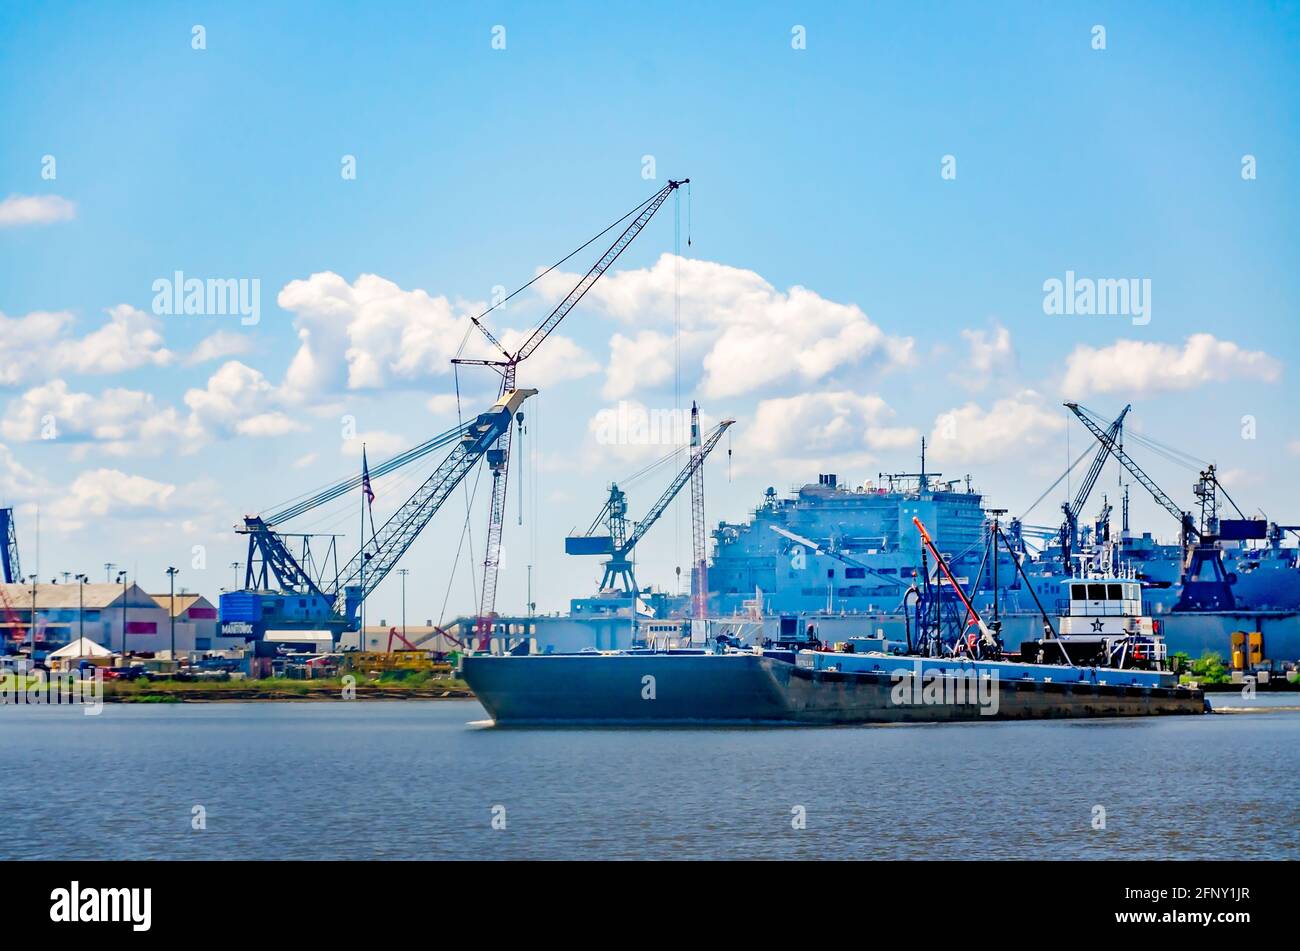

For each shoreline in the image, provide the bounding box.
[99,677,475,704]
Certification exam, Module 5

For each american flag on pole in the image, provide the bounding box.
[362,446,375,504]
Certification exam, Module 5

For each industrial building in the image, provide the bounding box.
[0,582,238,656]
[148,592,244,652]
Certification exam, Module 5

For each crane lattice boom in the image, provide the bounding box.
[1065,402,1198,539]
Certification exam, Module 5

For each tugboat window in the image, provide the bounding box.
[1107,584,1122,599]
[1087,583,1106,599]
[1071,584,1087,599]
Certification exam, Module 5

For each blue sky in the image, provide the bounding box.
[1,1,1298,621]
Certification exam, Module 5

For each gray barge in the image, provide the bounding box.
[462,522,1209,726]
[461,648,1207,726]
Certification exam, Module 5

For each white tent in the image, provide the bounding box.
[48,637,112,659]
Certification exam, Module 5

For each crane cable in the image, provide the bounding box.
[1020,443,1097,522]
[453,187,668,362]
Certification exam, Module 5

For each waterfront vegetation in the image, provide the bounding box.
[106,674,472,702]
[1174,651,1230,685]
[3,672,472,702]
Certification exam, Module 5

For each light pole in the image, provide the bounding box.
[166,566,179,662]
[28,574,37,652]
[230,561,241,590]
[398,568,409,644]
[104,562,116,584]
[76,574,87,655]
[117,570,127,658]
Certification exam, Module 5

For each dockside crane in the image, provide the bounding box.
[1064,402,1234,610]
[568,406,734,609]
[1058,404,1130,567]
[234,388,535,634]
[455,179,689,646]
[1,507,20,585]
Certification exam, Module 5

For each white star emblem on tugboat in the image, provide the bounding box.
[1091,618,1105,632]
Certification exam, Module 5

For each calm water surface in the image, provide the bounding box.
[3,695,1296,860]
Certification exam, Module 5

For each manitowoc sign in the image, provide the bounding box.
[221,621,255,637]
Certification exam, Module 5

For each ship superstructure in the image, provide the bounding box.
[707,448,1300,662]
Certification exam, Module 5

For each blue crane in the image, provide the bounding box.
[567,406,733,605]
[1065,402,1234,610]
[0,507,19,585]
[231,388,535,637]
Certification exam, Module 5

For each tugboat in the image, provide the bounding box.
[1019,568,1167,670]
[460,519,1207,725]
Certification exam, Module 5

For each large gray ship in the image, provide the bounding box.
[453,404,1300,669]
[702,406,1300,664]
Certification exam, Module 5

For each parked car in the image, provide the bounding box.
[103,666,150,681]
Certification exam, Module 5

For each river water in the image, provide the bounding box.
[3,695,1296,860]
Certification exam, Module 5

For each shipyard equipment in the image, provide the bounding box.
[1,507,20,585]
[456,179,688,645]
[0,508,25,648]
[768,525,909,594]
[228,388,536,639]
[1058,405,1130,567]
[567,405,733,606]
[688,405,709,619]
[912,516,999,656]
[1065,402,1236,610]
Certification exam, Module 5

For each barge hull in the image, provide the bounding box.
[461,653,1207,726]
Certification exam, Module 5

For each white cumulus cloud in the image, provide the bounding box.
[186,329,255,366]
[46,469,178,531]
[928,392,1066,464]
[0,306,174,386]
[958,322,1015,389]
[276,271,597,402]
[736,390,919,474]
[536,254,914,400]
[184,361,305,439]
[1061,333,1280,397]
[0,380,198,456]
[0,193,76,227]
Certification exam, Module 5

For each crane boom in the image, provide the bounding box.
[572,414,734,600]
[1068,404,1129,520]
[1059,404,1129,562]
[1064,403,1199,539]
[624,416,734,553]
[334,388,536,618]
[460,180,689,646]
[768,525,907,589]
[913,516,996,648]
[515,180,687,365]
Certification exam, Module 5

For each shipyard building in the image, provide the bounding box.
[0,582,240,656]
